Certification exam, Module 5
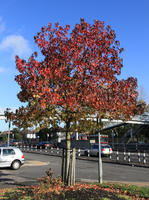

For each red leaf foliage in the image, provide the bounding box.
[15,19,140,120]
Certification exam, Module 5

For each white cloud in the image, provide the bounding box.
[0,17,5,34]
[0,35,32,59]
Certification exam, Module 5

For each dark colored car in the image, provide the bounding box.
[37,141,54,149]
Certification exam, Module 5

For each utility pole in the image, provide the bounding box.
[7,120,11,146]
[112,130,114,148]
[98,131,103,184]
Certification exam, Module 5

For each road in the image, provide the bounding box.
[0,152,149,188]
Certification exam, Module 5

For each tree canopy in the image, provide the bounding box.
[14,19,140,132]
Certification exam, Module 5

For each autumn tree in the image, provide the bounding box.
[15,19,139,184]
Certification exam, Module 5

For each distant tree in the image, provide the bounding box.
[37,128,49,141]
[36,128,58,141]
[0,134,7,142]
[14,19,140,185]
[11,128,23,141]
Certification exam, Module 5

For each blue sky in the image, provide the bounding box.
[0,0,148,131]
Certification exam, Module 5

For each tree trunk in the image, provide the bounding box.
[64,131,71,185]
[61,148,65,181]
[71,148,76,185]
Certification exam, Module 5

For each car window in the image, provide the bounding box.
[3,149,16,156]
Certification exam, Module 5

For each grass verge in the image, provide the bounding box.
[98,182,149,199]
[0,182,148,199]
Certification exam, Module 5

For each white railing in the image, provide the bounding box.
[16,145,149,166]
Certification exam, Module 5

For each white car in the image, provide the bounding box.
[85,144,112,157]
[0,147,24,170]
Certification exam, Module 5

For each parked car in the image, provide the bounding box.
[0,143,8,147]
[0,147,24,170]
[11,141,23,146]
[37,141,54,149]
[84,143,112,157]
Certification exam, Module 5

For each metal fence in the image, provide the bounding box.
[111,143,149,152]
[17,145,149,167]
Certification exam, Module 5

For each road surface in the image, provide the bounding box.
[0,152,148,188]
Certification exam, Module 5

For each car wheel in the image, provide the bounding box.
[11,160,21,170]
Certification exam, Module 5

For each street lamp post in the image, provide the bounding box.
[98,131,103,184]
[7,120,11,146]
